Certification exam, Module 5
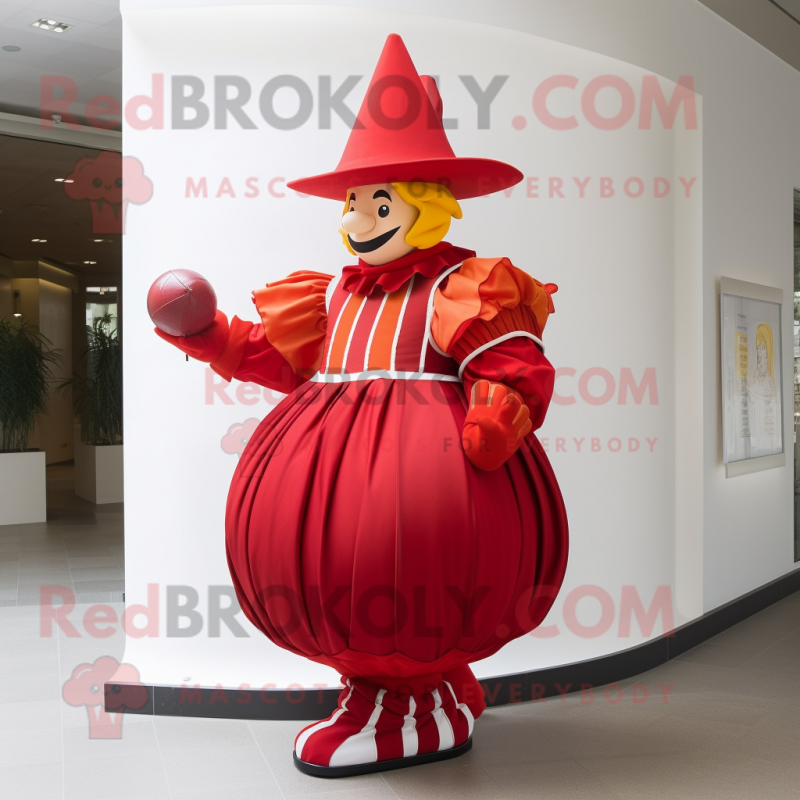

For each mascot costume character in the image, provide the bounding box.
[149,34,568,777]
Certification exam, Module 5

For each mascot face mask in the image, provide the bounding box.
[340,183,419,265]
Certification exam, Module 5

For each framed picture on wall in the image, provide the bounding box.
[720,277,785,477]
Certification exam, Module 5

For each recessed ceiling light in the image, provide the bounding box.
[83,261,97,265]
[1,45,21,52]
[31,238,39,242]
[31,18,72,33]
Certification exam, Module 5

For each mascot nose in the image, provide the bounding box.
[341,210,375,235]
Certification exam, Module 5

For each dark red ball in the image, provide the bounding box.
[147,269,217,337]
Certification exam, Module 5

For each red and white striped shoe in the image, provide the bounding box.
[293,677,474,777]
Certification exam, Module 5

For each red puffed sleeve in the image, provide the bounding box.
[209,271,333,394]
[431,257,558,430]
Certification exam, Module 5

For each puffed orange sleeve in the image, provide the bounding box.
[208,271,333,392]
[431,258,558,431]
[431,257,556,363]
[252,271,333,379]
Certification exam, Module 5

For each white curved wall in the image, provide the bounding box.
[119,0,798,691]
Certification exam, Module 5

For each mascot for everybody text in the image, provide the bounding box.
[149,34,568,777]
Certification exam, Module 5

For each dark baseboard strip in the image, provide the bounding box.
[107,566,800,720]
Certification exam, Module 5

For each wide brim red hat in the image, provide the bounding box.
[287,34,522,201]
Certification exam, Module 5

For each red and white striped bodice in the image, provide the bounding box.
[313,265,461,382]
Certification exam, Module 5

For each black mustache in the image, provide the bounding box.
[348,226,400,253]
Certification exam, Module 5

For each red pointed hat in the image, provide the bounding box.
[287,34,522,200]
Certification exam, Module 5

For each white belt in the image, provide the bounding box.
[310,370,461,384]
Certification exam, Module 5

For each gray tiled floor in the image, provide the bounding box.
[0,592,798,799]
[1,466,799,799]
[0,464,124,607]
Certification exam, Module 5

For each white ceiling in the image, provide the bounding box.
[697,0,800,72]
[0,0,121,124]
[769,0,800,22]
[1,1,799,124]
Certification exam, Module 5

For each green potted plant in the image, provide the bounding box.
[61,314,124,504]
[0,318,62,524]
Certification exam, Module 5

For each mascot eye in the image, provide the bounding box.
[115,178,123,188]
[92,177,102,188]
[378,205,390,218]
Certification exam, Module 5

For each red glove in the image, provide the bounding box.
[463,380,533,471]
[154,309,229,363]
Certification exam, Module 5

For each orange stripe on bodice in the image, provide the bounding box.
[367,286,408,371]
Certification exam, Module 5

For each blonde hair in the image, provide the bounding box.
[340,219,356,256]
[340,182,462,255]
[392,182,462,249]
[756,323,774,379]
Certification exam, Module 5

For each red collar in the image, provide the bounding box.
[340,241,476,295]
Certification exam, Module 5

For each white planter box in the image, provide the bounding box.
[74,443,124,504]
[0,451,47,525]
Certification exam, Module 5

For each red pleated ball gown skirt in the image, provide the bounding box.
[226,378,569,683]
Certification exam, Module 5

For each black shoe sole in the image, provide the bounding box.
[293,736,473,778]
